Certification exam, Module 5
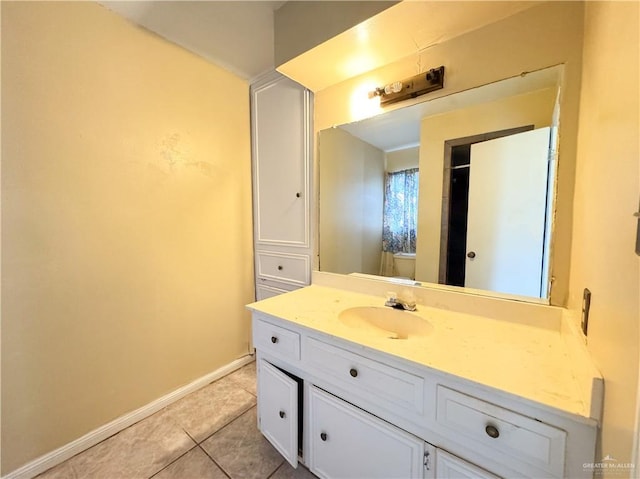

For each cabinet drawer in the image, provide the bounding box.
[309,386,424,479]
[255,283,298,301]
[256,251,309,285]
[253,318,300,361]
[304,337,424,417]
[436,386,566,477]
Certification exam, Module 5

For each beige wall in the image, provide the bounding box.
[386,146,419,172]
[569,1,639,471]
[1,2,253,474]
[314,1,584,306]
[318,128,384,276]
[416,87,557,283]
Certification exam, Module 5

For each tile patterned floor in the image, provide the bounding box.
[37,361,316,479]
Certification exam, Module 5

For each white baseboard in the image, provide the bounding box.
[3,354,255,479]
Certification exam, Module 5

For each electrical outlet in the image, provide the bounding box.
[581,288,591,336]
[635,208,639,255]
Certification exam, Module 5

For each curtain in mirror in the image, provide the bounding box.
[382,168,419,253]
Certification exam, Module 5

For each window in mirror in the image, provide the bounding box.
[382,168,419,254]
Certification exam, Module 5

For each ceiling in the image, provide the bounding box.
[278,1,539,92]
[100,1,539,87]
[100,1,285,80]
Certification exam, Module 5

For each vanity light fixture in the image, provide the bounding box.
[369,66,445,106]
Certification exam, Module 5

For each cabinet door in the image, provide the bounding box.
[309,386,424,479]
[257,359,299,468]
[436,449,500,479]
[252,74,310,247]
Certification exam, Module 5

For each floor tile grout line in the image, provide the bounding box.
[183,427,199,445]
[196,403,257,445]
[240,386,257,398]
[36,365,258,479]
[151,370,256,477]
[145,396,255,479]
[265,459,286,479]
[225,380,256,398]
[225,380,257,398]
[147,441,199,479]
[196,443,233,479]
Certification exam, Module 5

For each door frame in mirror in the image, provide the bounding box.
[438,125,535,285]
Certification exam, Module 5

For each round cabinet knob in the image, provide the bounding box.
[271,336,278,344]
[277,265,283,271]
[296,192,301,198]
[485,424,500,439]
[279,410,286,419]
[320,432,327,441]
[349,368,358,378]
[467,251,476,259]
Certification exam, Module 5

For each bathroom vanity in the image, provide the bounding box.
[247,273,602,479]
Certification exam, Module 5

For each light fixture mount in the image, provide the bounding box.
[371,66,445,106]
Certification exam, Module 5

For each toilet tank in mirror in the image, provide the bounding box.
[318,65,562,301]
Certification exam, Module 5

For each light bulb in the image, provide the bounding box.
[384,81,403,95]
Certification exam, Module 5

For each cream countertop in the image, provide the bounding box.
[248,284,598,420]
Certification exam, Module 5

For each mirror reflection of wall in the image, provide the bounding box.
[318,127,385,276]
[318,66,562,300]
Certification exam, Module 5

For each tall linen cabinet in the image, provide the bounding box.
[251,72,313,300]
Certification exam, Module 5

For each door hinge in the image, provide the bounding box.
[423,451,431,470]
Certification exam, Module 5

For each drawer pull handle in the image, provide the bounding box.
[320,432,328,441]
[485,424,500,439]
[279,410,286,419]
[349,368,358,378]
[271,336,278,344]
[277,265,283,271]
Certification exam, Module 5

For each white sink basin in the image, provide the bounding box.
[338,306,433,340]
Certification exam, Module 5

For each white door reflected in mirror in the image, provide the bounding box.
[465,127,552,298]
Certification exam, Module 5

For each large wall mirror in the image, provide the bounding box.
[318,65,563,301]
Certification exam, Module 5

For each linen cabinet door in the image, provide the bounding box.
[257,359,299,468]
[435,449,500,479]
[251,74,310,248]
[309,386,424,479]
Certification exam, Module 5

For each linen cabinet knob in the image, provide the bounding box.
[349,368,358,378]
[320,432,327,441]
[271,336,278,344]
[279,410,286,419]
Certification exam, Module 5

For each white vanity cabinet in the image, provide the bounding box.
[250,71,313,299]
[251,312,598,479]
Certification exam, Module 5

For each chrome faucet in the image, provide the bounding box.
[384,291,417,311]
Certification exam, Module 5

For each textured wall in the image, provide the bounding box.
[1,2,254,473]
